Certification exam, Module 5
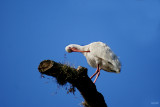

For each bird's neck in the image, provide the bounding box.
[78,45,90,52]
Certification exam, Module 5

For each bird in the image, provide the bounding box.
[65,41,121,83]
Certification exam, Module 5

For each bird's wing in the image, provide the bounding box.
[89,42,121,71]
[89,42,113,62]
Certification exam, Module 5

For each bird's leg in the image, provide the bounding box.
[90,64,99,79]
[90,70,98,79]
[93,69,100,83]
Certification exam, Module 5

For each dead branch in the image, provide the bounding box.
[38,60,107,107]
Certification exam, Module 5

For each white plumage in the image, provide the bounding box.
[65,41,121,83]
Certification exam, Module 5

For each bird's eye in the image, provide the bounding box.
[67,47,72,52]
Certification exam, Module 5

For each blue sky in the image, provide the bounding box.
[0,0,160,107]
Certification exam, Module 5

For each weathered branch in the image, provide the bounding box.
[38,60,107,107]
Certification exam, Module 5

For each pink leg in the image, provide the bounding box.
[93,70,100,83]
[90,64,100,79]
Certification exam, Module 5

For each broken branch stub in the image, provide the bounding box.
[38,60,88,85]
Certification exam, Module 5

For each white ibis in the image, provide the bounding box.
[65,42,121,83]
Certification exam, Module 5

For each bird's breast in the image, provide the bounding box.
[84,53,100,68]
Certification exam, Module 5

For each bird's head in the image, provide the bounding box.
[65,44,81,53]
[65,44,90,53]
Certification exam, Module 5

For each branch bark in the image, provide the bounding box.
[38,60,107,107]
